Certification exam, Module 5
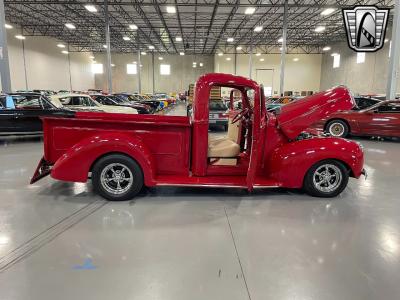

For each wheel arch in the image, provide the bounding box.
[50,132,157,186]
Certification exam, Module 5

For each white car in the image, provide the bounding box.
[50,94,137,114]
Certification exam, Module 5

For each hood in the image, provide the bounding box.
[276,86,354,140]
[100,105,138,114]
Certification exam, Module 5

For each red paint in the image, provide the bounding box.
[32,73,364,192]
[311,100,400,137]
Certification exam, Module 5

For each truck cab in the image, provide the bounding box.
[32,73,365,201]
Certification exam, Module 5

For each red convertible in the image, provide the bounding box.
[314,99,400,138]
[31,74,365,200]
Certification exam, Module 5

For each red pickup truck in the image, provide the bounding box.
[31,73,365,200]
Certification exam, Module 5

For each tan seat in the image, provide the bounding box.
[208,115,240,158]
[208,139,240,158]
[209,115,240,145]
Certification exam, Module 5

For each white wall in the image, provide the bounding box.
[320,40,400,95]
[94,53,214,93]
[215,53,322,95]
[3,26,94,92]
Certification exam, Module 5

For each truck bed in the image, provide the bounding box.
[42,112,191,178]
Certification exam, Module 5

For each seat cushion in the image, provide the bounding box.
[208,139,240,158]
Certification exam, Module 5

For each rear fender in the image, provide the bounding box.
[51,132,156,185]
[267,137,364,188]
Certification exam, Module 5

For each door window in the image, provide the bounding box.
[14,97,41,110]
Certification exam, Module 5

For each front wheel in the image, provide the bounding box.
[326,119,349,137]
[92,154,144,201]
[303,160,349,198]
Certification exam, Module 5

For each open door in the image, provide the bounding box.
[246,86,264,191]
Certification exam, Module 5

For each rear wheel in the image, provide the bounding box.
[92,154,143,201]
[326,119,349,137]
[303,160,349,198]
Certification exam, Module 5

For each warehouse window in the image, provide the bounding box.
[160,64,171,75]
[127,64,137,75]
[356,52,365,64]
[333,54,340,68]
[91,63,103,74]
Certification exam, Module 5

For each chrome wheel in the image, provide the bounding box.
[329,122,345,137]
[312,164,342,193]
[100,163,133,195]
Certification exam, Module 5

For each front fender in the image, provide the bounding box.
[267,137,364,188]
[51,132,156,185]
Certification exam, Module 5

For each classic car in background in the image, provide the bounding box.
[209,100,229,130]
[115,93,165,111]
[50,94,138,114]
[312,99,400,138]
[92,94,154,114]
[0,93,74,135]
[266,96,299,111]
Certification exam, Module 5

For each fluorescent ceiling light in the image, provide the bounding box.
[226,57,231,61]
[61,50,69,54]
[57,43,65,48]
[65,23,76,29]
[158,57,163,60]
[331,52,339,56]
[260,58,264,62]
[193,65,197,68]
[321,8,335,16]
[293,58,299,62]
[89,56,95,59]
[129,24,138,30]
[166,6,176,13]
[322,46,331,51]
[278,37,283,43]
[123,36,131,41]
[199,63,203,67]
[236,46,242,50]
[5,24,12,29]
[141,51,147,55]
[148,45,155,50]
[176,36,182,42]
[254,26,263,32]
[111,64,115,67]
[227,37,234,42]
[193,62,197,65]
[15,35,25,40]
[84,4,97,12]
[218,52,223,56]
[245,7,256,15]
[279,47,283,51]
[255,53,261,56]
[315,26,326,32]
[103,44,107,48]
[179,52,185,55]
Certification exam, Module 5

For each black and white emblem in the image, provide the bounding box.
[342,6,389,52]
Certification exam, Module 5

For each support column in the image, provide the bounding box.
[386,0,400,100]
[67,44,72,91]
[104,0,112,94]
[249,32,253,79]
[137,34,141,94]
[279,0,288,96]
[152,51,155,94]
[22,39,28,90]
[0,0,11,92]
[234,47,237,75]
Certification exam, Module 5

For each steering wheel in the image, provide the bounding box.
[231,108,250,124]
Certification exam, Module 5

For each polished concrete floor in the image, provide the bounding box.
[0,106,399,299]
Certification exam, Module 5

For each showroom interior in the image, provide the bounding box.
[0,0,400,299]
